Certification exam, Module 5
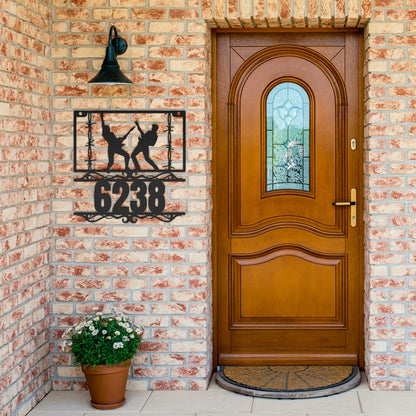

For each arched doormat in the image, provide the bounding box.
[216,366,360,399]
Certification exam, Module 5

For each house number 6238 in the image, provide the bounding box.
[94,179,166,215]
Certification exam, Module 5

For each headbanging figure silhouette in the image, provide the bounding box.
[132,121,159,171]
[100,113,134,172]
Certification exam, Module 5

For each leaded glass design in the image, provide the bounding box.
[266,82,310,192]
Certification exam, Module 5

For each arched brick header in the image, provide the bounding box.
[202,0,371,28]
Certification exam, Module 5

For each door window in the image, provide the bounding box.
[266,82,310,192]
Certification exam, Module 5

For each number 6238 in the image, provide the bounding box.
[94,179,166,215]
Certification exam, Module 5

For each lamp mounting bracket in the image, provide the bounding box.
[114,37,127,55]
[109,25,128,56]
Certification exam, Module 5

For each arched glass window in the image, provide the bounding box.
[266,82,310,192]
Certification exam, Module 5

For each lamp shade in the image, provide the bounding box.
[89,26,133,85]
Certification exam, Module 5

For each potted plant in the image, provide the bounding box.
[62,308,144,410]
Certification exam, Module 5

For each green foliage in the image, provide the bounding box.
[62,309,144,367]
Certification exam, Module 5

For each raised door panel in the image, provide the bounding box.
[230,248,346,327]
[230,47,348,237]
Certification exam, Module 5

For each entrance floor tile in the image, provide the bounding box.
[252,391,361,414]
[199,413,307,416]
[27,391,150,415]
[142,390,253,413]
[24,373,416,416]
[359,391,416,415]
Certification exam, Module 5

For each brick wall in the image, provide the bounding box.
[363,2,416,390]
[50,0,213,392]
[3,1,416,414]
[0,0,53,415]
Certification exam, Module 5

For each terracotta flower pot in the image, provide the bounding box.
[82,360,130,410]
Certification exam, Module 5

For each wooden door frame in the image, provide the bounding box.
[212,29,365,369]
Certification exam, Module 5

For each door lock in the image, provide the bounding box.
[333,188,357,227]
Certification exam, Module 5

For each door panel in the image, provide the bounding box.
[214,32,363,366]
[232,249,344,322]
[233,52,341,235]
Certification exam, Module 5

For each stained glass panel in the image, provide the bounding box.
[266,82,310,192]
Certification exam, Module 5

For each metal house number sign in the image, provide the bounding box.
[73,110,186,223]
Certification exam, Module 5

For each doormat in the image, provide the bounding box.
[216,365,360,399]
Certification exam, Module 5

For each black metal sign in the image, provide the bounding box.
[73,110,186,223]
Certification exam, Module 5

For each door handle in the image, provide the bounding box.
[333,201,355,206]
[333,188,357,227]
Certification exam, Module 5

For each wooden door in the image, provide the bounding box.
[214,32,363,366]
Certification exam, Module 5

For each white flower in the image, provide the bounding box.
[126,327,133,333]
[107,336,111,340]
[77,331,82,334]
[92,307,98,311]
[122,336,129,342]
[115,331,120,336]
[102,330,107,335]
[92,330,98,336]
[62,328,72,338]
[89,326,95,331]
[130,334,135,339]
[135,327,144,336]
[113,342,123,349]
[116,317,122,321]
[93,317,99,321]
[63,340,72,350]
[96,312,102,316]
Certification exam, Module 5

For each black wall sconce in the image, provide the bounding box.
[89,25,133,84]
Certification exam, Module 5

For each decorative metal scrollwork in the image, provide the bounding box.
[75,171,185,183]
[74,211,185,224]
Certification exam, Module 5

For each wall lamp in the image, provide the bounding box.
[89,25,133,84]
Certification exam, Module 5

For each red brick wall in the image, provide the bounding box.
[0,0,53,415]
[50,0,213,391]
[4,1,416,414]
[363,5,416,391]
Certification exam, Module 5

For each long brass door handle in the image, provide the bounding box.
[333,201,356,206]
[333,188,357,227]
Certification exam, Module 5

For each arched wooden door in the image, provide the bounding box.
[214,32,363,366]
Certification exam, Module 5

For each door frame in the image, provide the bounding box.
[212,28,365,369]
